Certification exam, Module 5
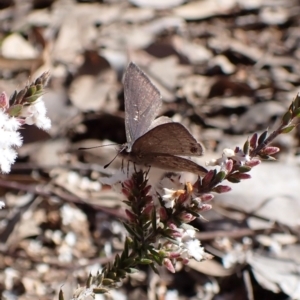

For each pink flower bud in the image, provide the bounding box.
[197,204,212,212]
[123,179,134,190]
[170,229,182,238]
[202,170,215,186]
[200,194,214,202]
[245,159,261,167]
[159,207,168,221]
[213,185,232,193]
[0,92,9,110]
[177,192,189,205]
[262,147,280,155]
[143,184,152,195]
[168,222,177,230]
[143,203,154,217]
[225,159,233,173]
[250,133,258,149]
[144,195,153,204]
[236,173,251,180]
[179,212,196,222]
[163,258,175,273]
[181,258,190,265]
[234,146,241,153]
[169,252,181,259]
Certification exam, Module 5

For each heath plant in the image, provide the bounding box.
[1,74,300,300]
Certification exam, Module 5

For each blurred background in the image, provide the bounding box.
[0,0,300,299]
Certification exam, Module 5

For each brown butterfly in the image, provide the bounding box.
[120,62,207,176]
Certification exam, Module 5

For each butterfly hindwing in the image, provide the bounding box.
[131,123,203,156]
[132,153,207,177]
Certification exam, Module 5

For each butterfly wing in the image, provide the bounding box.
[134,153,208,176]
[124,63,162,146]
[132,123,203,156]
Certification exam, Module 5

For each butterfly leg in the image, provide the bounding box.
[127,160,131,176]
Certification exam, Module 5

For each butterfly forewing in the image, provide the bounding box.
[132,123,203,156]
[124,63,162,145]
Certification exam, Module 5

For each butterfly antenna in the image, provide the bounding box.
[78,143,118,151]
[104,150,122,169]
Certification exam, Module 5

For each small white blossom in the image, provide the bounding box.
[206,151,229,168]
[206,148,250,169]
[184,239,205,261]
[0,110,22,173]
[232,149,250,165]
[99,168,134,193]
[21,99,51,130]
[182,228,196,239]
[162,188,177,208]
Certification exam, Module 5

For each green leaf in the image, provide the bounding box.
[150,263,159,275]
[151,208,157,233]
[36,83,43,91]
[121,239,129,261]
[8,104,22,117]
[86,273,93,288]
[282,110,292,125]
[9,90,17,105]
[280,125,294,134]
[93,287,109,294]
[16,88,27,104]
[107,272,117,280]
[258,130,268,145]
[294,94,300,108]
[25,94,40,103]
[293,107,300,118]
[113,254,120,267]
[59,289,64,300]
[124,268,139,273]
[25,85,36,97]
[243,139,250,155]
[138,258,153,265]
[258,154,276,161]
[102,278,115,286]
[212,171,226,185]
[122,222,140,239]
[116,269,127,278]
[227,177,240,183]
[122,257,136,268]
[238,166,252,173]
[97,273,104,285]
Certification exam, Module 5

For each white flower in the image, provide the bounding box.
[162,188,177,208]
[183,239,206,261]
[206,151,229,168]
[0,110,22,173]
[206,148,250,169]
[182,228,196,239]
[21,99,51,130]
[99,167,135,193]
[232,149,250,165]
